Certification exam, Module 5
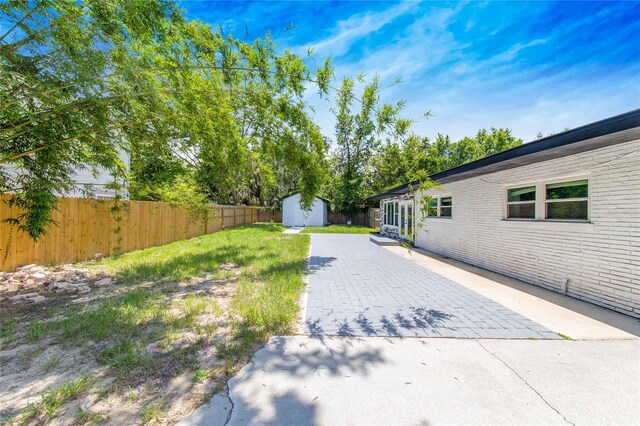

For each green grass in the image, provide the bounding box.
[4,224,310,423]
[140,400,164,424]
[191,369,209,383]
[20,375,93,423]
[40,353,65,373]
[300,224,377,234]
[557,332,574,340]
[15,224,309,380]
[75,409,104,424]
[0,319,18,345]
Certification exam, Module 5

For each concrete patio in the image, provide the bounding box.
[305,234,558,339]
[179,337,640,425]
[180,234,640,425]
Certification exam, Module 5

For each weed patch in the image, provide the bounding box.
[191,369,209,383]
[18,375,93,423]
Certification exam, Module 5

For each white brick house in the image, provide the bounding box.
[369,110,640,317]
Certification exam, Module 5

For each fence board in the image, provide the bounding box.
[257,209,282,223]
[0,196,258,272]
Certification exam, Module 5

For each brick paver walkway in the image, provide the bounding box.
[305,234,559,339]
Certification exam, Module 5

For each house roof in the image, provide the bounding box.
[366,108,640,203]
[282,191,331,204]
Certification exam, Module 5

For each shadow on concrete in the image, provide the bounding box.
[413,248,640,337]
[262,336,387,377]
[307,256,337,273]
[212,336,389,425]
[306,306,455,338]
[234,390,318,426]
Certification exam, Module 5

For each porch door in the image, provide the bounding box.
[398,200,413,240]
[399,200,413,240]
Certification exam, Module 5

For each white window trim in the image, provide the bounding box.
[426,194,452,219]
[543,178,590,221]
[503,174,591,222]
[382,199,400,227]
[505,184,537,220]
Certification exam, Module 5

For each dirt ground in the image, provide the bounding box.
[0,264,248,425]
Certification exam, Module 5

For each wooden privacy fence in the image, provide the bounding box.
[0,196,257,272]
[327,211,368,226]
[368,208,380,229]
[257,207,380,229]
[257,209,282,223]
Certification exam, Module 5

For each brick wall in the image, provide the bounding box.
[414,138,640,317]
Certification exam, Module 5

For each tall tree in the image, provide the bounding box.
[0,0,333,238]
[327,76,412,212]
[368,128,523,193]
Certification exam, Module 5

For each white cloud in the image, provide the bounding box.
[299,1,639,145]
[306,1,418,57]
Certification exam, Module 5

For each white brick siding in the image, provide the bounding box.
[414,138,640,317]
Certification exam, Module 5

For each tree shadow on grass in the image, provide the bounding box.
[112,244,256,284]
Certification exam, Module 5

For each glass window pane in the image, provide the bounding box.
[394,202,399,226]
[441,207,452,217]
[440,197,452,206]
[508,186,536,202]
[427,198,437,216]
[508,203,535,218]
[546,180,588,200]
[546,200,588,220]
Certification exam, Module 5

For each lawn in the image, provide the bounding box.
[0,224,309,425]
[300,224,377,234]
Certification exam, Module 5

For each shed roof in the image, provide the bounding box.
[282,192,331,204]
[367,108,640,203]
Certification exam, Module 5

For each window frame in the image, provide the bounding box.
[394,201,399,226]
[505,185,537,220]
[544,179,589,221]
[383,200,399,227]
[503,175,590,222]
[425,195,452,219]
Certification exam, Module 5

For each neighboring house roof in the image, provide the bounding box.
[367,108,640,202]
[282,192,331,204]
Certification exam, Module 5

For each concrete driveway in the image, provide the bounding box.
[180,234,640,425]
[305,234,557,339]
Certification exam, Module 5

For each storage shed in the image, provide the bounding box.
[282,192,328,227]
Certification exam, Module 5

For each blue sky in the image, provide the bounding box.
[184,1,640,143]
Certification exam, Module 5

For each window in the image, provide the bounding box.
[426,196,452,218]
[394,202,399,226]
[507,186,536,218]
[383,201,397,226]
[427,198,438,216]
[440,197,452,217]
[545,180,588,220]
[384,202,390,225]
